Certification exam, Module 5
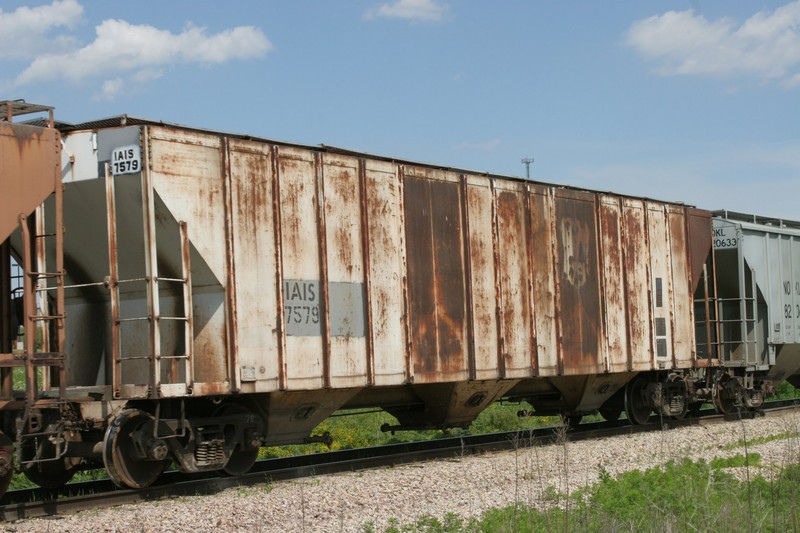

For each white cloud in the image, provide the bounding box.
[93,69,164,101]
[365,0,449,22]
[0,0,83,60]
[15,19,272,87]
[97,78,124,101]
[626,1,800,87]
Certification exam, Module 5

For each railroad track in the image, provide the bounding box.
[2,398,798,522]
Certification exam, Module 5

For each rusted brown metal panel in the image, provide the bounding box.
[621,198,653,370]
[647,202,674,367]
[227,138,280,393]
[221,137,239,392]
[0,123,61,242]
[430,176,468,378]
[271,145,288,390]
[321,153,368,389]
[465,175,500,380]
[148,127,230,387]
[363,160,407,386]
[459,174,476,381]
[495,183,534,378]
[314,153,332,389]
[523,185,539,375]
[357,160,375,386]
[403,171,468,383]
[104,164,122,396]
[148,127,226,283]
[599,195,628,373]
[668,206,694,367]
[686,208,713,294]
[528,185,558,376]
[554,189,603,375]
[277,147,324,390]
[53,116,716,405]
[403,175,436,375]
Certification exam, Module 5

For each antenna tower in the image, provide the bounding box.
[521,157,534,180]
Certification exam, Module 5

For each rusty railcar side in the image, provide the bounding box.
[47,117,716,435]
[209,134,710,394]
[56,123,711,400]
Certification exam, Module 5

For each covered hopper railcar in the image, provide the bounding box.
[0,101,790,495]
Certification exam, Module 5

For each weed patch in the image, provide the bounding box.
[368,460,800,532]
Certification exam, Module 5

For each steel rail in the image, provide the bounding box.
[1,398,798,521]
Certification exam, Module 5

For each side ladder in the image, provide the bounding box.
[104,164,194,399]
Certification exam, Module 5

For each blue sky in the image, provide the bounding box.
[2,0,798,219]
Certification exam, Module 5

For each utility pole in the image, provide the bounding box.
[521,157,534,180]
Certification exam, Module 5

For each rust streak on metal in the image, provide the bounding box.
[554,190,602,374]
[643,204,655,369]
[665,208,678,369]
[398,172,449,378]
[524,184,538,375]
[432,177,467,377]
[490,179,506,379]
[618,198,634,372]
[271,145,288,390]
[0,123,61,244]
[460,174,476,381]
[314,153,332,389]
[179,220,194,390]
[549,188,563,375]
[397,165,412,383]
[52,140,65,395]
[682,209,697,362]
[140,129,161,398]
[701,262,713,366]
[403,173,435,377]
[104,163,122,396]
[595,195,609,373]
[358,159,375,386]
[687,209,713,295]
[221,137,238,392]
[190,382,232,396]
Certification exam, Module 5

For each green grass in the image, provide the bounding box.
[722,432,800,451]
[259,402,562,459]
[775,380,799,399]
[710,452,762,468]
[368,460,800,532]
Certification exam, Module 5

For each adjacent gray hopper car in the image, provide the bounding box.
[0,101,795,496]
[708,212,800,388]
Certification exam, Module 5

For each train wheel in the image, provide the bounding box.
[21,435,77,489]
[0,432,14,498]
[624,377,651,425]
[103,409,169,489]
[216,404,259,476]
[713,382,736,414]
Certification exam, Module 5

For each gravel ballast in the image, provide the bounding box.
[7,410,800,532]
